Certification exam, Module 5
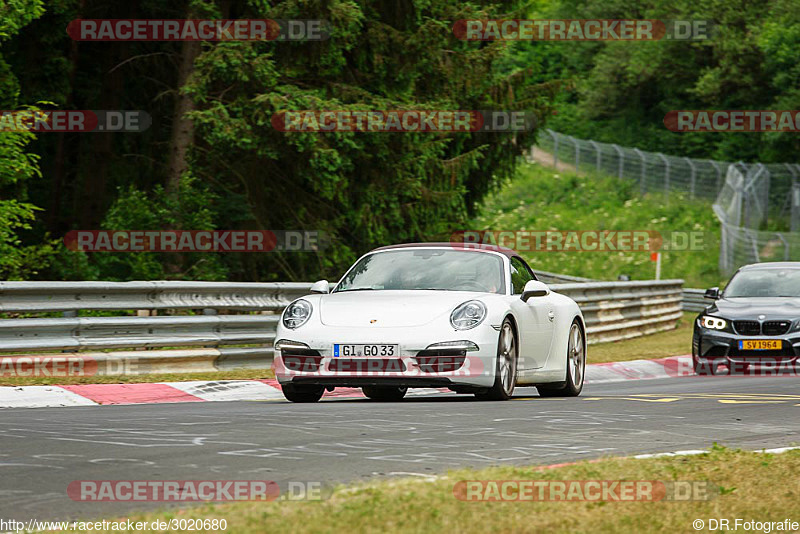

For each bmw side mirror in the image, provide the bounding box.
[521,280,550,302]
[310,280,330,294]
[704,287,720,300]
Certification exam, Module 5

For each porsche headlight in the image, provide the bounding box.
[450,300,486,330]
[700,316,727,330]
[283,299,312,329]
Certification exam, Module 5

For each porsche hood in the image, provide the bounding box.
[318,290,487,328]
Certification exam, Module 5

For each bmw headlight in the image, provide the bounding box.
[283,299,312,329]
[450,300,486,330]
[700,316,727,330]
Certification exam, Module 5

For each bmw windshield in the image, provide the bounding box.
[723,268,800,297]
[334,249,506,294]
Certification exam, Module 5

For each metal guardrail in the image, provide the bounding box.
[0,281,313,313]
[0,315,278,352]
[0,279,684,375]
[682,288,708,313]
[551,279,684,344]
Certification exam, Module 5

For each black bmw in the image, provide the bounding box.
[693,262,800,375]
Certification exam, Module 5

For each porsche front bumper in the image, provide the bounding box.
[274,323,500,389]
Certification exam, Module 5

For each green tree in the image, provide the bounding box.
[0,0,53,279]
[186,0,549,281]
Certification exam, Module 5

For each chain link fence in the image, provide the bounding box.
[715,164,800,273]
[534,129,800,275]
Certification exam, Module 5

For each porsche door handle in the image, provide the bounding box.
[547,310,555,321]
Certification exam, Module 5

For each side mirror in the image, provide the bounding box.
[704,287,720,300]
[310,280,330,294]
[521,280,550,302]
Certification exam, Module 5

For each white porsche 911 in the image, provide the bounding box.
[274,243,586,402]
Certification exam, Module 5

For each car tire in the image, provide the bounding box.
[281,383,325,403]
[362,386,407,401]
[537,319,585,397]
[475,318,518,401]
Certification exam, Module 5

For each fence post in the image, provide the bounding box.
[568,135,579,169]
[657,153,670,198]
[719,222,728,274]
[776,232,789,261]
[550,129,558,167]
[589,140,601,171]
[612,144,624,179]
[685,157,696,198]
[633,148,646,194]
[710,160,721,195]
[792,183,800,232]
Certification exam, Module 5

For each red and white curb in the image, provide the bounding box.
[0,355,692,409]
[586,355,692,383]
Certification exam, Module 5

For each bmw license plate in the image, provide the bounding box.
[333,344,398,357]
[739,339,781,350]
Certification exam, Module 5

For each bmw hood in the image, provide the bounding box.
[707,297,800,320]
[319,290,486,327]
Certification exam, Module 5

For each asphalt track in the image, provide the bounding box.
[2,375,800,522]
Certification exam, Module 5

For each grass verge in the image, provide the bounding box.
[82,445,800,534]
[588,312,694,364]
[471,161,724,288]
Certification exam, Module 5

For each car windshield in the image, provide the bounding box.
[723,268,800,297]
[334,249,505,294]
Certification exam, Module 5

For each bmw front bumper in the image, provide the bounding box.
[693,326,800,367]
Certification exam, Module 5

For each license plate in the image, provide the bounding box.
[333,344,398,357]
[739,339,782,350]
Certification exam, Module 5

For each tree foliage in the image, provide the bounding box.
[2,0,548,281]
[512,0,800,161]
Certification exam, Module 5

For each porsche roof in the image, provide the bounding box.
[370,242,519,258]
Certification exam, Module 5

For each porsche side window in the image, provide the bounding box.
[510,257,534,294]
